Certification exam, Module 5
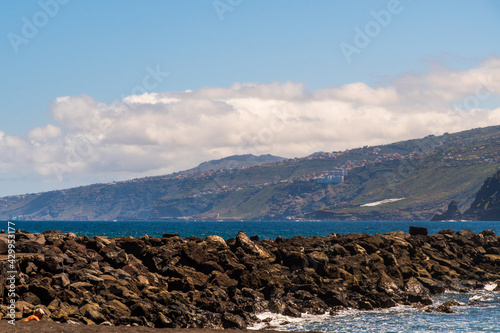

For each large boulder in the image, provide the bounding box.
[235,231,272,259]
[80,303,107,324]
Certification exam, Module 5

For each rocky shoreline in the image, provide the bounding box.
[1,228,499,329]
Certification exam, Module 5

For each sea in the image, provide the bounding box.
[4,220,500,332]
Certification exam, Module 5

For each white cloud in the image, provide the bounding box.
[1,56,500,192]
[28,124,62,141]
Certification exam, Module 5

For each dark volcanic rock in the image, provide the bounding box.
[463,169,500,220]
[432,200,463,221]
[2,229,499,328]
[409,226,428,236]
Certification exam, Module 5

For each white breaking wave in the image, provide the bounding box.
[248,292,500,333]
[484,283,497,292]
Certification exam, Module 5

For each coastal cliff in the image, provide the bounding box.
[433,169,500,221]
[464,169,500,220]
[1,229,499,328]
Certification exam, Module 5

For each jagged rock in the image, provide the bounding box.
[425,300,460,313]
[0,238,8,255]
[205,235,228,248]
[130,301,152,317]
[107,283,138,299]
[417,277,446,294]
[29,282,57,305]
[43,251,65,272]
[282,251,308,271]
[209,271,238,288]
[155,312,175,328]
[404,277,432,305]
[222,312,246,329]
[283,306,302,318]
[105,249,129,268]
[432,200,463,221]
[438,228,455,236]
[358,300,374,310]
[103,299,131,317]
[80,303,107,324]
[21,292,41,305]
[235,231,272,259]
[50,308,70,321]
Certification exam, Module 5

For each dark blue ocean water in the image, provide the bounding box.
[5,220,500,240]
[3,219,500,332]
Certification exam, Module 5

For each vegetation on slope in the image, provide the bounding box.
[1,125,500,221]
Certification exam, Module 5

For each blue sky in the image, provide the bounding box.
[1,0,500,196]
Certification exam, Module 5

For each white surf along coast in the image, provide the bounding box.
[248,271,500,332]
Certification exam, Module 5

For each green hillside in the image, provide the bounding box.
[1,125,499,221]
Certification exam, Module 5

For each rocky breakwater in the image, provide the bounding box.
[1,228,499,328]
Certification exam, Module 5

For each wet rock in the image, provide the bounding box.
[283,306,302,318]
[425,300,460,313]
[222,312,246,329]
[417,277,446,294]
[269,299,286,314]
[358,300,374,310]
[404,277,432,305]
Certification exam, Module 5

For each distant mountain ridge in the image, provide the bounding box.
[184,154,285,174]
[2,125,500,221]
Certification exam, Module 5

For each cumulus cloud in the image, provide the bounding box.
[1,57,500,191]
[28,124,62,141]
